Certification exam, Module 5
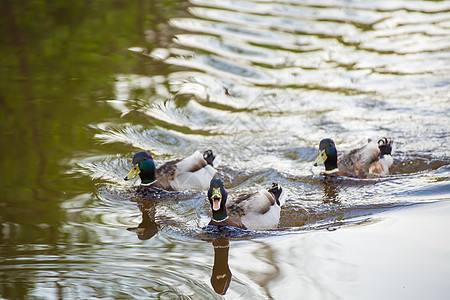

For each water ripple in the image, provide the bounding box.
[69,1,449,294]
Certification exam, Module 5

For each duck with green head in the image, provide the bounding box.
[125,150,217,190]
[313,138,394,178]
[207,178,286,230]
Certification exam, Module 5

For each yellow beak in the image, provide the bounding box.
[313,149,327,166]
[211,187,222,211]
[124,164,140,180]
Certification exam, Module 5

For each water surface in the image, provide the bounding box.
[1,0,449,299]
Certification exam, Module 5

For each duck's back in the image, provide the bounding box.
[155,158,181,189]
[227,190,282,230]
[156,151,216,190]
[338,140,380,176]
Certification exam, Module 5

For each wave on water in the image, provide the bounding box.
[71,0,450,240]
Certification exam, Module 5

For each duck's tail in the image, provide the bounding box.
[203,150,215,166]
[368,138,394,175]
[268,183,287,207]
[378,138,393,158]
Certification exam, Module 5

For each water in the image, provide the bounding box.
[1,0,449,299]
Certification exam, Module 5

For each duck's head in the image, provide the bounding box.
[207,178,228,219]
[124,151,157,184]
[313,138,338,171]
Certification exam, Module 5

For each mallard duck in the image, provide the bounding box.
[207,178,286,230]
[313,138,394,178]
[124,150,217,190]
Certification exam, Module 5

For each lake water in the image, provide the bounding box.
[1,0,449,299]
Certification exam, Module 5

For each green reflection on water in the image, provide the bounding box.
[0,0,185,297]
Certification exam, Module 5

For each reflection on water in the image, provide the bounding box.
[211,239,232,295]
[127,200,159,241]
[321,181,341,204]
[1,0,449,298]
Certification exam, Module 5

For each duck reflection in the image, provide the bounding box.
[127,199,158,240]
[210,238,232,295]
[318,175,342,204]
[322,182,341,204]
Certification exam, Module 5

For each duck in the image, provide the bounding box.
[124,150,217,190]
[313,138,394,178]
[207,178,286,230]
